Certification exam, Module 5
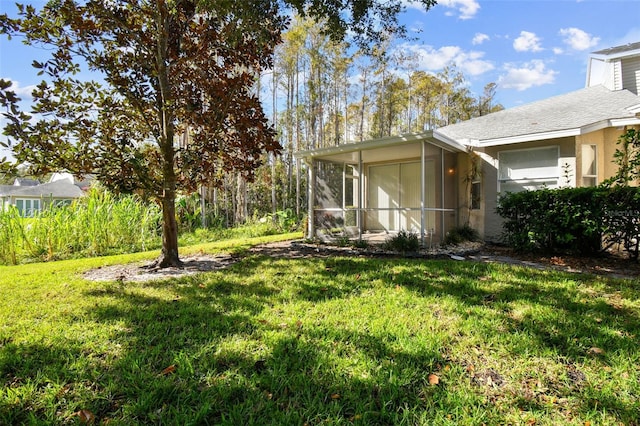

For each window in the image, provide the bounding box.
[471,180,481,210]
[15,198,41,217]
[582,144,597,187]
[498,146,559,193]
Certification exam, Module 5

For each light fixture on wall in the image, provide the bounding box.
[447,167,455,175]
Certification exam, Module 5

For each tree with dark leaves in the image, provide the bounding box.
[0,0,436,267]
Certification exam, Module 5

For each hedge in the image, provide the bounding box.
[496,186,640,258]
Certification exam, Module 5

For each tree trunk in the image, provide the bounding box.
[155,188,181,268]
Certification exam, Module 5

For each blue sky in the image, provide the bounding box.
[1,0,640,160]
[400,0,640,108]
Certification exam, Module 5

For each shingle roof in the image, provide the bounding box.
[5,180,84,198]
[592,41,640,57]
[0,185,17,196]
[13,178,40,186]
[436,85,640,145]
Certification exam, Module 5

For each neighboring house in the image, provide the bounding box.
[0,173,89,217]
[296,42,640,243]
[13,178,40,187]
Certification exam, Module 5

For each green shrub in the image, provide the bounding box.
[352,239,369,249]
[333,234,351,247]
[444,224,480,246]
[496,186,640,258]
[382,230,420,253]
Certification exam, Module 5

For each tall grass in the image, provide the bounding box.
[0,189,161,265]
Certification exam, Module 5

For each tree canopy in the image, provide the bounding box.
[0,0,437,267]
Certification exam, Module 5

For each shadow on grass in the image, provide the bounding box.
[2,255,638,424]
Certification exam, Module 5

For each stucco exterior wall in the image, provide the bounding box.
[477,137,576,242]
[576,129,606,186]
[574,126,640,186]
[456,150,484,236]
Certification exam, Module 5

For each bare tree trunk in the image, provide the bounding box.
[200,184,207,228]
[272,69,278,220]
[212,186,218,217]
[235,173,247,224]
[295,52,301,216]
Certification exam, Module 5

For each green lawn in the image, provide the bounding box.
[1,235,638,425]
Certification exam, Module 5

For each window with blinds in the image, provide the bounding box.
[498,146,560,193]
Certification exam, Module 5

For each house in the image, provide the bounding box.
[296,42,640,244]
[0,172,90,217]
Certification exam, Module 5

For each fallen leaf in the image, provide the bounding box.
[587,347,605,356]
[161,364,177,375]
[428,374,440,385]
[76,409,95,424]
[56,383,72,398]
[198,284,206,288]
[331,393,341,400]
[355,274,361,280]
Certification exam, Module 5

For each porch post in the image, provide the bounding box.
[440,148,446,242]
[358,150,363,241]
[420,141,426,246]
[307,158,316,240]
[342,163,346,231]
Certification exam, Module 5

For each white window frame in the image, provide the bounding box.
[15,198,41,217]
[581,144,598,187]
[498,146,560,193]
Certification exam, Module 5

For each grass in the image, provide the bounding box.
[0,235,638,425]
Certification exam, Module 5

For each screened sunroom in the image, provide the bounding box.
[295,132,465,246]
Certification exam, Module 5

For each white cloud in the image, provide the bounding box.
[437,0,480,20]
[559,28,599,51]
[3,79,37,99]
[400,43,494,76]
[553,47,564,55]
[513,31,543,52]
[498,60,557,91]
[472,33,489,45]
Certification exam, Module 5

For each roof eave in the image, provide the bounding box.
[590,49,640,61]
[294,131,464,161]
[470,117,640,148]
[472,128,581,147]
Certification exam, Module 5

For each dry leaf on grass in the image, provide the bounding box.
[428,374,440,385]
[161,364,177,375]
[76,409,96,424]
[587,347,605,356]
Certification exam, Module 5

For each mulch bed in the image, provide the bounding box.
[82,240,640,283]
